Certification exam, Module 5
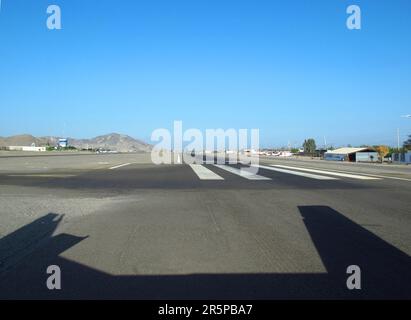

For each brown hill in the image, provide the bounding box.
[0,133,151,153]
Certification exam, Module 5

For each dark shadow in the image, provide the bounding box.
[0,207,410,299]
[299,206,411,299]
[0,213,64,273]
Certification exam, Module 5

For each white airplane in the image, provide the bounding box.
[271,151,293,157]
[278,151,293,157]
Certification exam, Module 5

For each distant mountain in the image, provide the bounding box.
[70,133,152,152]
[0,133,152,153]
[0,134,44,147]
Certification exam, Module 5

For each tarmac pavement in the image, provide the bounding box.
[0,153,410,299]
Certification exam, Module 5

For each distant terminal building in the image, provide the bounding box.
[8,145,46,152]
[324,147,378,162]
[58,138,68,148]
[392,151,411,164]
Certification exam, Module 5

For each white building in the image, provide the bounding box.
[324,147,378,162]
[58,138,68,148]
[8,146,46,152]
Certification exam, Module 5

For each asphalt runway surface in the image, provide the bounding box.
[0,152,410,299]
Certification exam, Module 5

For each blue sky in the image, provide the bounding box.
[0,0,410,148]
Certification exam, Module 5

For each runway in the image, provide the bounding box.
[0,153,410,299]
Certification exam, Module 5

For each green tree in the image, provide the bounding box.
[303,138,316,154]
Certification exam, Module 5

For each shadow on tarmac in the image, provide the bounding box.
[0,207,410,299]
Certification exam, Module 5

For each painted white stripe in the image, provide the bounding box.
[355,173,411,182]
[189,164,224,180]
[213,164,271,180]
[271,165,411,182]
[109,163,132,170]
[272,165,381,180]
[253,164,338,180]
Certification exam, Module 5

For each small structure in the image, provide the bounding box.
[8,146,46,152]
[58,138,68,148]
[324,147,378,162]
[315,149,327,158]
[392,151,411,164]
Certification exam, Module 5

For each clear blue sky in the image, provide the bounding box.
[1,0,410,148]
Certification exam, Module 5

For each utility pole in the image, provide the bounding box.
[397,128,400,151]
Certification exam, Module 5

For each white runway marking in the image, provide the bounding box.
[189,164,224,180]
[271,165,411,182]
[355,174,411,182]
[109,163,132,170]
[254,165,338,180]
[272,165,381,180]
[213,164,271,180]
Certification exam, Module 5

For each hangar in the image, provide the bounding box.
[324,147,378,162]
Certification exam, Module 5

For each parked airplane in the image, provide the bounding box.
[278,151,293,157]
[271,151,293,157]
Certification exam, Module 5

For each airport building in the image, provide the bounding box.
[324,147,378,162]
[58,138,68,148]
[7,145,46,152]
[392,151,411,164]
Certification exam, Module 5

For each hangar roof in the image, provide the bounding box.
[326,147,375,155]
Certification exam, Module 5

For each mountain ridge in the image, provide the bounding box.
[0,133,152,153]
